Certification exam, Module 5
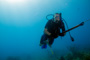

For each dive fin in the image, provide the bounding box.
[41,44,47,49]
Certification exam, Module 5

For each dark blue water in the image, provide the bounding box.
[0,0,90,60]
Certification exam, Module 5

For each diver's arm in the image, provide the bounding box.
[44,28,51,36]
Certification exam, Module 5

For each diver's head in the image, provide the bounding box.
[54,13,61,23]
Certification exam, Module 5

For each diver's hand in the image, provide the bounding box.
[44,28,51,36]
[48,33,51,36]
[59,32,66,36]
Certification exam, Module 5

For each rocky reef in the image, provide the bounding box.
[59,46,90,60]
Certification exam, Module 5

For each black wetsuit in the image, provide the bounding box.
[40,19,65,45]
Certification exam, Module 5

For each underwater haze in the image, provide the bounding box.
[0,0,90,60]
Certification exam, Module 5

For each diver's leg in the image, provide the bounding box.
[40,34,48,46]
[48,38,54,47]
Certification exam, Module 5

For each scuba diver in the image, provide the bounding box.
[39,13,66,48]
